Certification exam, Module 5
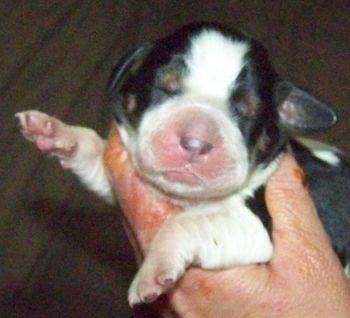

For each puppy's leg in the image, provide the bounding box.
[16,110,114,203]
[128,204,273,306]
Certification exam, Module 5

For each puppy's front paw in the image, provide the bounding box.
[16,110,77,166]
[128,260,181,306]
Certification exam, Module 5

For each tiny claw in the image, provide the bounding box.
[14,112,24,125]
[60,159,72,170]
[143,292,159,303]
[158,277,174,289]
[43,120,54,137]
[26,113,36,128]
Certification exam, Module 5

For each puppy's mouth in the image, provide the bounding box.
[163,168,206,185]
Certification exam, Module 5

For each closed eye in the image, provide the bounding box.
[155,58,185,95]
[156,82,182,95]
[157,72,183,95]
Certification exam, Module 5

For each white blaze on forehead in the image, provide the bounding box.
[184,29,249,99]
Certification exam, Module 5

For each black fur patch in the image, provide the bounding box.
[246,186,272,236]
[229,40,288,168]
[291,140,350,266]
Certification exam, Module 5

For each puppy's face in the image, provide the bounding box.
[108,23,336,200]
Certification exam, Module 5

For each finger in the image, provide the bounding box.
[266,152,330,245]
[266,153,350,313]
[104,125,180,254]
[265,152,342,283]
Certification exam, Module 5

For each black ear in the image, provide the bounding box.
[106,43,152,101]
[275,81,337,135]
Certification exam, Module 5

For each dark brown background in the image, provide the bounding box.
[0,1,349,317]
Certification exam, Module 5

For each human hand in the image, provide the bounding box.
[166,153,350,317]
[104,126,350,317]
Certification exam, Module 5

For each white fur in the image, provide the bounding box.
[67,127,114,203]
[192,197,273,267]
[184,29,248,101]
[345,263,350,278]
[241,158,281,199]
[128,194,273,305]
[297,138,340,166]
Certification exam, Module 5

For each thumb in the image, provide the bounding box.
[264,155,350,317]
[265,153,348,300]
[265,152,334,257]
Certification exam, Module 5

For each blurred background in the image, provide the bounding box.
[0,1,349,317]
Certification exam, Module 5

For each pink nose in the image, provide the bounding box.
[180,135,213,155]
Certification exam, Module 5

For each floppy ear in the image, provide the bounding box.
[275,81,337,135]
[106,43,152,101]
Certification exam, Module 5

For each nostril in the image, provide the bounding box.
[180,135,213,155]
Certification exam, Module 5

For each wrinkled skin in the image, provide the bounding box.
[104,126,350,317]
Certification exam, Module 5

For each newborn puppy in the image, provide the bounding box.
[17,22,350,306]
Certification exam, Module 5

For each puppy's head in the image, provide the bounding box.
[107,23,336,200]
